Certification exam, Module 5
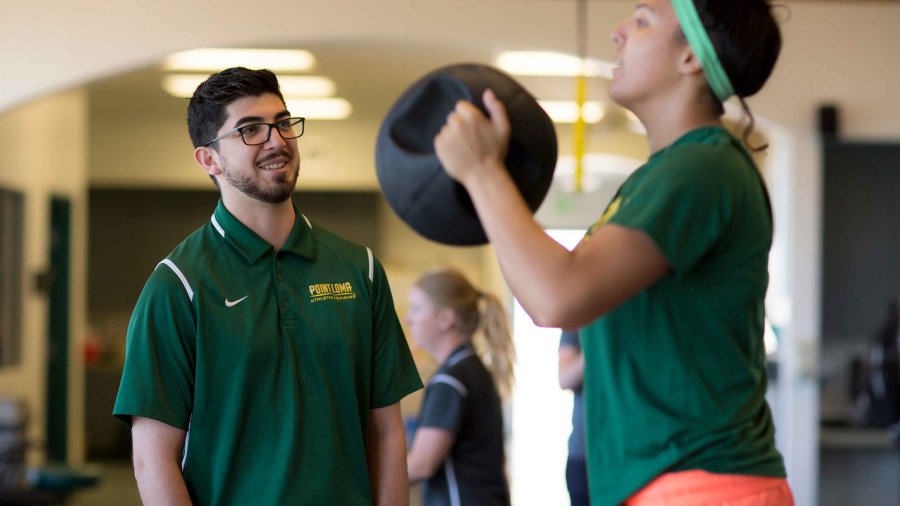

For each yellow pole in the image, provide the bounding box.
[574,74,586,193]
[573,0,587,193]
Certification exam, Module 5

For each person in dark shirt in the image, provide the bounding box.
[406,267,515,506]
[559,330,589,506]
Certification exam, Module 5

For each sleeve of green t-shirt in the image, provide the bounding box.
[369,258,424,409]
[113,264,197,429]
[608,147,735,274]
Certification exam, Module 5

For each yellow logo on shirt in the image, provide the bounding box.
[585,196,624,239]
[308,281,357,302]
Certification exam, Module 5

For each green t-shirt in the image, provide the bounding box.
[113,200,423,505]
[580,127,786,505]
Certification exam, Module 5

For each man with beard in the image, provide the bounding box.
[113,67,423,506]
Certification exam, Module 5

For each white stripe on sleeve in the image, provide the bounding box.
[157,259,194,301]
[429,374,468,397]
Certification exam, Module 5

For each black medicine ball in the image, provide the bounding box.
[375,63,558,245]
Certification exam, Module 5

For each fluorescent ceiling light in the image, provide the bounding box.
[279,76,336,97]
[286,98,352,120]
[163,48,315,72]
[538,100,605,124]
[162,74,336,99]
[496,51,615,79]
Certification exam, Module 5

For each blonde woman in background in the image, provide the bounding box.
[406,267,514,506]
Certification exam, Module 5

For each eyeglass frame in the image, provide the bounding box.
[204,117,306,147]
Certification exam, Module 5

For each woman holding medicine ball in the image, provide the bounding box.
[434,0,792,504]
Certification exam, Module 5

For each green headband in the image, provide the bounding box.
[671,0,735,102]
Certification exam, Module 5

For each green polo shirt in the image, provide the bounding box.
[113,200,423,506]
[580,127,786,505]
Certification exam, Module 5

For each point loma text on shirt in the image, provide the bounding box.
[308,281,357,302]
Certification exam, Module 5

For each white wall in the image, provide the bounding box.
[0,90,89,465]
[752,6,900,504]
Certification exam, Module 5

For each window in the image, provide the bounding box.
[509,229,584,505]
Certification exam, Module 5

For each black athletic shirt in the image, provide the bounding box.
[417,343,510,506]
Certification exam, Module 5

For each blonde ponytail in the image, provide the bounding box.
[474,292,516,400]
[414,267,516,400]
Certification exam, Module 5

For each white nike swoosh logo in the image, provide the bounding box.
[224,295,249,307]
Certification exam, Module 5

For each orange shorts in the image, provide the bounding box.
[624,470,794,506]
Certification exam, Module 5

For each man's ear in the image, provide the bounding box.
[194,146,223,177]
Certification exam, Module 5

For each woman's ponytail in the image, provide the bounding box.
[414,267,516,400]
[475,292,516,400]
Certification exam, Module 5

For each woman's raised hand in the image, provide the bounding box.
[434,89,511,187]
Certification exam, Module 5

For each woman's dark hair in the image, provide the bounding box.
[693,0,783,151]
[187,67,285,148]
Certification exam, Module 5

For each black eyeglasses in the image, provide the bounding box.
[205,117,306,146]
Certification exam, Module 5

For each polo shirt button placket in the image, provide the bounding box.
[274,259,287,310]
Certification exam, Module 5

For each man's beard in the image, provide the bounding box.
[222,154,299,204]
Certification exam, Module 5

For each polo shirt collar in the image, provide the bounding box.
[211,199,317,264]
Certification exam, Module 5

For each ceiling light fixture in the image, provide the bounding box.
[162,48,315,72]
[538,100,605,124]
[162,74,336,99]
[285,98,352,121]
[160,49,351,121]
[496,51,615,79]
